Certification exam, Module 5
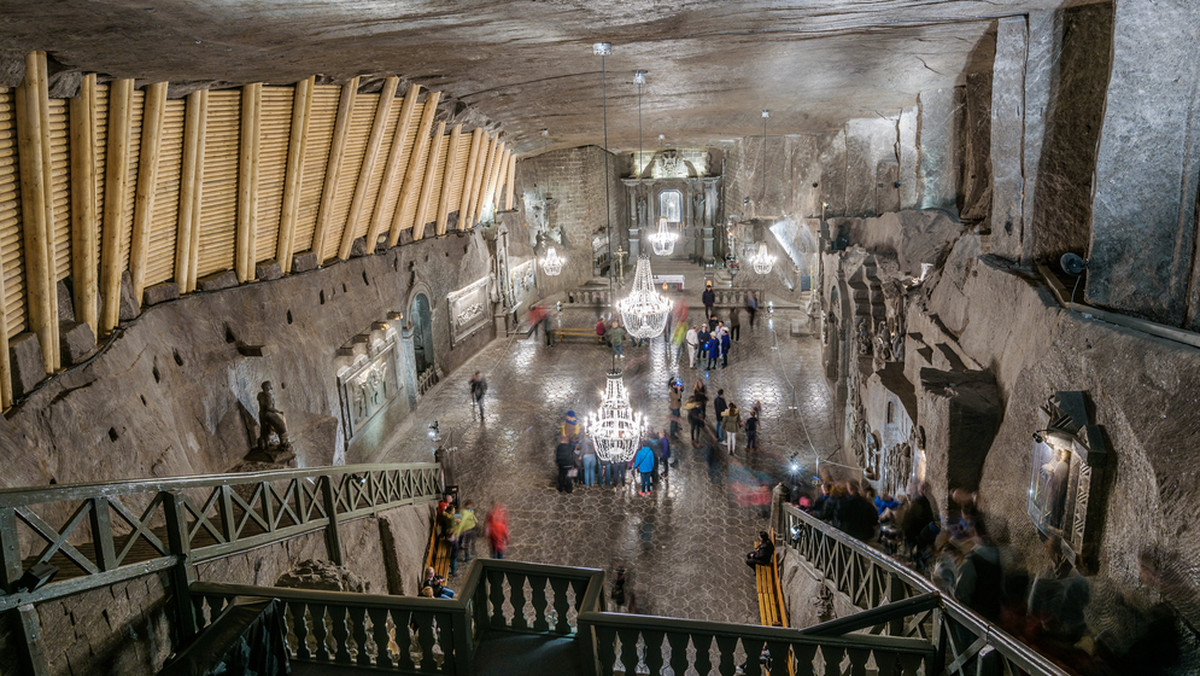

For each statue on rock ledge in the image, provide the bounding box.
[250,381,295,466]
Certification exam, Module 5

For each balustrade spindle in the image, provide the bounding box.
[507,571,527,630]
[642,630,665,673]
[347,605,370,665]
[616,629,640,675]
[310,603,330,661]
[414,611,438,671]
[291,601,311,659]
[487,569,506,629]
[331,606,352,663]
[666,633,690,674]
[394,610,416,670]
[742,637,765,676]
[693,633,714,674]
[549,577,571,634]
[595,626,617,676]
[528,574,549,632]
[715,634,738,673]
[367,606,392,668]
[821,644,846,676]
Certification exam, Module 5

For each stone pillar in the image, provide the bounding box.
[897,107,919,210]
[399,321,419,410]
[988,16,1030,261]
[917,88,959,211]
[1088,0,1200,328]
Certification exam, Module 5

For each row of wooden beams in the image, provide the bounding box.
[366,84,420,251]
[312,77,358,264]
[175,89,208,294]
[235,82,262,283]
[99,78,133,335]
[482,141,506,220]
[69,74,99,336]
[277,76,314,274]
[412,122,445,241]
[131,81,168,304]
[339,76,398,259]
[491,147,510,221]
[389,90,439,247]
[435,124,462,236]
[457,128,484,231]
[16,51,60,370]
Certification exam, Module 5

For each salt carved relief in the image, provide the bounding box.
[448,276,491,346]
[338,332,402,443]
[509,260,537,308]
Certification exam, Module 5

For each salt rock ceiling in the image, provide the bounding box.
[0,0,1091,155]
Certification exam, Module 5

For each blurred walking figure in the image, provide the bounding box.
[529,304,551,345]
[469,371,488,420]
[668,379,683,438]
[746,291,759,330]
[485,503,510,559]
[609,320,627,357]
[579,433,598,486]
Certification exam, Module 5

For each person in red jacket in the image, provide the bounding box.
[485,502,510,559]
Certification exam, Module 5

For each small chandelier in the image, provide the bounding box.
[616,256,673,339]
[541,246,564,276]
[647,217,678,256]
[584,370,646,462]
[749,242,776,275]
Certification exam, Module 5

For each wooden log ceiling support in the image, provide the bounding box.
[16,51,60,370]
[491,147,510,216]
[311,76,358,264]
[175,89,207,293]
[339,75,398,259]
[435,124,462,236]
[388,90,440,247]
[130,81,168,305]
[366,84,420,249]
[505,152,517,211]
[482,142,507,219]
[456,128,484,231]
[276,76,314,274]
[471,135,499,226]
[98,78,134,335]
[412,121,446,241]
[69,73,99,336]
[235,82,262,283]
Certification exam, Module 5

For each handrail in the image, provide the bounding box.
[0,462,438,505]
[783,503,1070,676]
[799,592,941,637]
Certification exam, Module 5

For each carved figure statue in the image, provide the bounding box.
[258,381,290,451]
[857,318,871,355]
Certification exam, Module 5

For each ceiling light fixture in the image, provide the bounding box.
[541,246,564,276]
[617,256,673,339]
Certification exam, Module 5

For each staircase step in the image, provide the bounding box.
[472,632,582,676]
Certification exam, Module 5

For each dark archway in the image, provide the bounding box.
[411,293,435,375]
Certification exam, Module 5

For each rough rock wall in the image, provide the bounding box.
[913,235,1200,639]
[512,146,624,300]
[0,234,491,489]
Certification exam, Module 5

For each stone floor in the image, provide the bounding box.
[366,269,840,625]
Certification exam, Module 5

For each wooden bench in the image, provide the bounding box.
[422,515,453,588]
[755,528,788,627]
[549,326,604,345]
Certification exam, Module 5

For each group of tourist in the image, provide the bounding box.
[674,377,761,456]
[434,494,510,582]
[554,414,675,496]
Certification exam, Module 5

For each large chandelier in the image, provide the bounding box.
[749,242,776,275]
[541,246,564,276]
[584,370,646,462]
[616,257,673,339]
[647,217,678,256]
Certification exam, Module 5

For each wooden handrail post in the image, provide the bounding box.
[14,604,48,675]
[0,507,23,593]
[163,491,199,640]
[88,497,116,572]
[320,475,344,565]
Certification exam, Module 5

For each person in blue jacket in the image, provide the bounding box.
[633,443,656,495]
[706,336,720,370]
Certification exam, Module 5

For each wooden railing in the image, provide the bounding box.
[0,463,442,613]
[783,504,1070,676]
[191,559,605,675]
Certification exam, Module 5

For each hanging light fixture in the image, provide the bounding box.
[617,256,673,339]
[749,241,776,275]
[585,41,645,464]
[584,369,646,462]
[541,246,564,276]
[648,217,678,256]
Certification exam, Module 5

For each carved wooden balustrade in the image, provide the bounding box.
[783,504,1070,676]
[0,463,442,615]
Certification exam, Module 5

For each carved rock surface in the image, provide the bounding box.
[8,333,45,398]
[59,321,95,366]
[275,559,369,593]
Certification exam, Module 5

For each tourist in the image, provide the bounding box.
[555,435,575,493]
[729,307,741,342]
[706,335,720,370]
[450,500,478,573]
[744,408,759,451]
[702,280,715,319]
[744,531,774,568]
[658,429,674,472]
[423,567,454,599]
[633,442,656,495]
[703,428,723,484]
[595,316,607,342]
[874,491,900,516]
[841,483,880,542]
[685,395,704,444]
[529,304,550,345]
[579,434,597,487]
[484,503,510,559]
[746,291,759,330]
[723,402,741,453]
[469,371,487,420]
[954,519,1004,622]
[697,324,711,366]
[685,325,699,368]
[609,320,627,358]
[713,389,727,438]
[720,325,731,366]
[668,378,683,438]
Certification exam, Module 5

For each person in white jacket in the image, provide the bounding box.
[685,326,699,368]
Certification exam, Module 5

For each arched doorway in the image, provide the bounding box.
[410,293,435,376]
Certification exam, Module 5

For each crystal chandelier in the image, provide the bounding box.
[541,246,564,276]
[749,242,776,275]
[584,370,646,462]
[647,217,678,256]
[616,256,673,339]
